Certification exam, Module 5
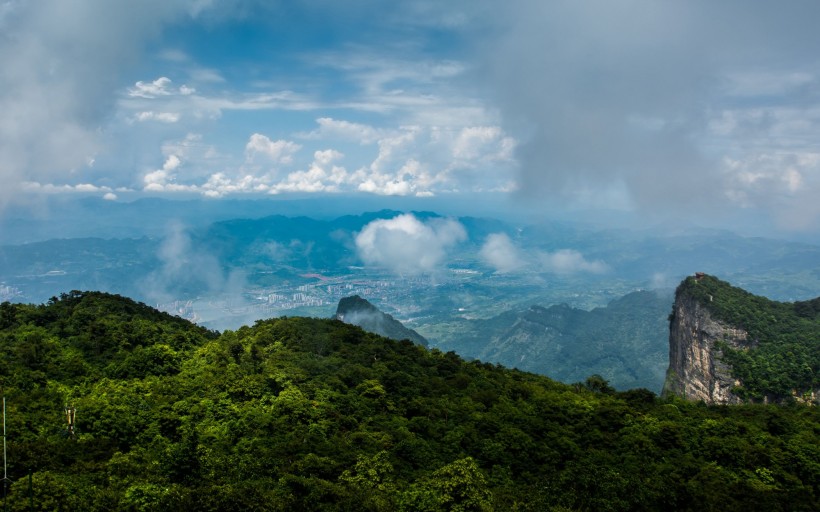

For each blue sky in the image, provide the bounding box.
[3,1,820,234]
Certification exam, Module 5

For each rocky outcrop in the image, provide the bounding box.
[334,295,428,347]
[662,285,754,404]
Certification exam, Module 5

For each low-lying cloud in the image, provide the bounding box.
[140,221,246,304]
[538,249,608,275]
[355,214,467,274]
[479,233,525,273]
[480,232,608,275]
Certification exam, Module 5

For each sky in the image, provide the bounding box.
[3,0,820,234]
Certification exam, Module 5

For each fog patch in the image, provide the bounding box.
[141,221,246,304]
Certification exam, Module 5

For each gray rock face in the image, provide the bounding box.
[334,295,428,347]
[662,290,752,404]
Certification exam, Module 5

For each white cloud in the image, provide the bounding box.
[245,134,301,164]
[355,214,467,274]
[129,77,194,98]
[21,182,114,194]
[479,232,606,275]
[356,159,438,197]
[301,117,382,144]
[129,77,174,98]
[314,148,343,166]
[134,111,181,123]
[143,155,186,192]
[130,120,517,199]
[200,172,269,198]
[538,249,608,275]
[479,233,524,273]
[269,149,348,194]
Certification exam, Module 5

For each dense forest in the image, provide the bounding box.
[676,275,820,399]
[0,291,818,511]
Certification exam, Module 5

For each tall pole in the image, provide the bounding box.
[3,393,6,512]
[3,395,6,485]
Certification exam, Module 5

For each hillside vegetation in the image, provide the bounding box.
[434,291,671,392]
[677,275,819,400]
[0,292,818,511]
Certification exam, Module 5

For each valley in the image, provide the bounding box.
[2,203,818,393]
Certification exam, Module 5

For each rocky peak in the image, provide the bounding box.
[334,295,428,347]
[662,283,749,404]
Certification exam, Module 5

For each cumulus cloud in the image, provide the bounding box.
[355,214,467,274]
[245,134,302,164]
[356,159,438,197]
[269,149,348,194]
[479,233,524,273]
[143,154,205,194]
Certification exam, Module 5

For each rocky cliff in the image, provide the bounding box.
[662,274,819,405]
[662,282,751,404]
[334,295,428,347]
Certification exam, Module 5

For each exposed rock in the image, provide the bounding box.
[334,295,428,347]
[662,289,750,404]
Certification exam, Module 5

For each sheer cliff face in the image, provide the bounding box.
[663,290,751,404]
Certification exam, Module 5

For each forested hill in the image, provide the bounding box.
[0,292,818,510]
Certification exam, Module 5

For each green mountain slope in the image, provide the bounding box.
[0,292,817,510]
[434,291,672,392]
